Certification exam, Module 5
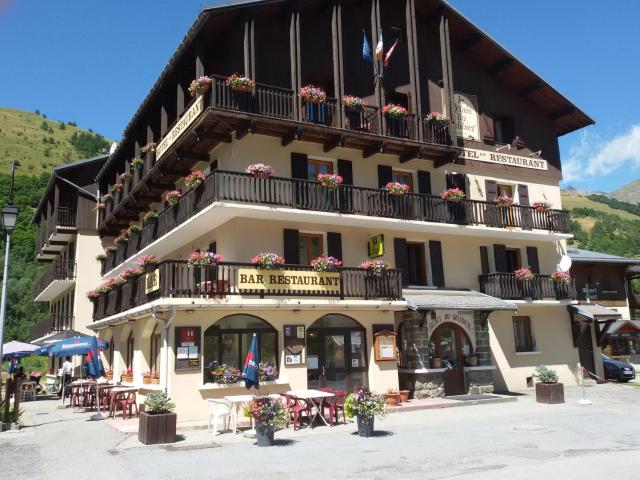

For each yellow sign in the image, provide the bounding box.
[238,269,340,293]
[368,234,384,259]
[155,95,205,160]
[145,269,160,294]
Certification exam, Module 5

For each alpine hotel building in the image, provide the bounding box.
[86,0,594,420]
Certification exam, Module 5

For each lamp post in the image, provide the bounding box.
[0,161,19,363]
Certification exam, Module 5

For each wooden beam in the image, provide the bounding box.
[281,127,303,147]
[236,119,256,140]
[363,141,385,159]
[174,150,210,162]
[551,107,575,120]
[192,129,232,144]
[457,32,482,52]
[323,134,345,153]
[519,81,543,97]
[159,166,191,177]
[399,147,424,164]
[488,57,514,75]
[433,156,451,168]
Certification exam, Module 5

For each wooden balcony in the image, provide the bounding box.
[35,207,77,261]
[94,261,402,321]
[479,273,577,301]
[33,260,76,301]
[29,313,75,341]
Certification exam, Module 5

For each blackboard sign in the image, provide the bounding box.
[175,326,201,371]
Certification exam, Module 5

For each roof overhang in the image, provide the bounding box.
[568,304,622,322]
[403,288,517,312]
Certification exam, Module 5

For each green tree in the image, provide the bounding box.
[68,131,110,157]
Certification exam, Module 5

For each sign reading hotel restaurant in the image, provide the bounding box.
[155,95,205,160]
[145,269,160,294]
[459,147,548,171]
[454,93,480,141]
[238,268,341,293]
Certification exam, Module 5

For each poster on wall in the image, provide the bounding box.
[454,92,480,141]
[284,325,305,365]
[175,326,201,371]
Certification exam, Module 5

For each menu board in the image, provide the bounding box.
[284,325,305,365]
[175,326,201,371]
[374,330,398,362]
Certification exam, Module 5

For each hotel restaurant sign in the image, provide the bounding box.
[155,95,205,160]
[459,147,548,171]
[238,269,341,293]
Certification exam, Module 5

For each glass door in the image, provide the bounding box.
[324,334,347,390]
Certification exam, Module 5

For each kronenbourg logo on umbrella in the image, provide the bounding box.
[61,340,90,350]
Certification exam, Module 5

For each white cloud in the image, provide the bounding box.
[562,124,640,182]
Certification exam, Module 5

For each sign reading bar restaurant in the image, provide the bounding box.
[454,93,480,141]
[155,95,205,160]
[145,269,160,294]
[238,268,341,293]
[459,147,548,171]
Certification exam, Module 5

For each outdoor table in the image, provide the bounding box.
[109,387,139,417]
[285,389,335,428]
[224,393,281,434]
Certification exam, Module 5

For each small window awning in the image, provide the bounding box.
[567,304,622,321]
[403,289,516,312]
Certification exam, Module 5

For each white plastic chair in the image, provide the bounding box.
[207,399,231,435]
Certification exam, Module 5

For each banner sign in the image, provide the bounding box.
[459,147,548,171]
[368,234,385,259]
[238,268,341,293]
[454,93,480,141]
[145,269,160,294]
[156,95,205,160]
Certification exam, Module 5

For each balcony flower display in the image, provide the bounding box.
[95,203,106,211]
[383,182,410,196]
[210,364,241,385]
[141,142,157,155]
[225,73,255,92]
[102,193,113,204]
[382,104,408,119]
[299,85,327,104]
[187,251,224,267]
[121,369,134,383]
[184,170,206,190]
[551,271,572,284]
[344,388,387,438]
[243,395,288,446]
[252,252,285,269]
[343,95,365,111]
[121,267,143,281]
[114,233,128,246]
[188,75,212,97]
[165,190,182,206]
[532,201,551,212]
[86,290,100,300]
[441,187,466,203]
[109,183,123,194]
[495,195,514,207]
[311,256,342,272]
[425,112,450,125]
[120,171,132,181]
[105,369,113,380]
[137,255,158,268]
[127,224,141,236]
[143,211,158,225]
[96,253,106,262]
[258,362,278,382]
[246,163,274,179]
[318,173,343,189]
[514,267,535,281]
[132,158,144,170]
[151,371,160,384]
[360,260,390,277]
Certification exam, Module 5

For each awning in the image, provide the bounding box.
[403,289,517,312]
[568,304,621,347]
[567,304,622,321]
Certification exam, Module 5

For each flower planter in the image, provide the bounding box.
[431,357,442,368]
[143,377,152,385]
[399,390,410,402]
[466,355,478,367]
[385,393,401,406]
[231,84,254,93]
[105,374,113,381]
[151,378,160,385]
[356,415,375,437]
[138,411,177,445]
[121,375,133,383]
[535,382,564,404]
[255,424,275,447]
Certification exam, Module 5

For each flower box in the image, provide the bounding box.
[535,382,564,404]
[188,76,212,97]
[383,182,410,196]
[299,85,327,104]
[121,375,133,383]
[441,187,466,203]
[143,376,152,385]
[382,104,408,119]
[138,411,177,445]
[246,163,274,179]
[226,74,255,93]
[317,173,343,189]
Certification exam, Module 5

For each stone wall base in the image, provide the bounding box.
[400,369,495,398]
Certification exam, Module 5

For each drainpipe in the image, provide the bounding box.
[152,305,177,392]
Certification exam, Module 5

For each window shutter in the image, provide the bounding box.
[518,184,533,229]
[517,184,530,206]
[493,244,508,272]
[208,241,217,253]
[480,246,490,275]
[417,171,432,195]
[526,246,540,274]
[485,180,498,202]
[337,160,353,185]
[393,238,409,288]
[481,112,495,144]
[327,232,343,260]
[283,229,300,264]
[291,153,308,179]
[378,165,393,188]
[429,240,445,287]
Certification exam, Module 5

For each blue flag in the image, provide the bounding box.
[242,333,260,390]
[85,336,105,378]
[362,31,373,64]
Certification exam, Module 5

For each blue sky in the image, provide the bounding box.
[1,0,638,192]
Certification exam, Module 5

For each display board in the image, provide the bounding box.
[175,326,201,371]
[284,325,305,365]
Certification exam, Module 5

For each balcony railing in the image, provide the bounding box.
[34,206,77,258]
[479,273,577,300]
[101,171,572,275]
[629,294,640,308]
[29,313,75,340]
[94,261,402,320]
[33,260,77,299]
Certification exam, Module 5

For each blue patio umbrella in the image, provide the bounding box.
[46,336,108,357]
[85,336,105,378]
[242,333,260,390]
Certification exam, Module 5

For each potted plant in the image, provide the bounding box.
[150,371,160,385]
[114,233,128,246]
[246,163,274,179]
[120,267,143,282]
[300,85,328,124]
[258,362,278,382]
[495,195,514,207]
[141,142,157,155]
[311,256,342,272]
[96,253,106,263]
[299,85,327,104]
[343,95,365,129]
[120,171,133,182]
[138,391,177,445]
[127,223,141,239]
[102,193,113,204]
[425,111,450,125]
[383,182,410,196]
[514,267,535,282]
[251,252,285,269]
[187,251,223,267]
[137,255,159,272]
[399,389,410,402]
[382,103,408,119]
[188,75,212,97]
[317,173,343,189]
[344,388,386,438]
[384,389,402,406]
[209,364,242,385]
[360,260,390,277]
[143,371,153,385]
[165,190,182,207]
[532,201,551,212]
[121,369,133,383]
[86,290,100,301]
[243,396,288,447]
[104,369,113,381]
[184,170,206,190]
[533,365,564,404]
[225,73,255,93]
[132,158,144,171]
[551,270,571,284]
[441,187,466,203]
[143,211,158,226]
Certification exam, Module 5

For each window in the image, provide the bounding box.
[494,115,515,144]
[392,171,413,191]
[298,232,323,265]
[407,243,427,286]
[513,316,536,352]
[505,248,522,272]
[149,325,161,373]
[307,159,334,181]
[125,332,134,369]
[203,315,277,383]
[496,184,514,199]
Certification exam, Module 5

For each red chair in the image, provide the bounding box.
[324,390,347,426]
[116,392,139,419]
[285,394,312,431]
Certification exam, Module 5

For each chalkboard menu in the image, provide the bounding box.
[175,326,201,371]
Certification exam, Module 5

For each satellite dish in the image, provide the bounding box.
[557,255,572,272]
[109,142,118,155]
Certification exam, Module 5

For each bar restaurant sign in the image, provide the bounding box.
[459,147,548,171]
[145,269,160,294]
[238,268,340,293]
[155,95,205,160]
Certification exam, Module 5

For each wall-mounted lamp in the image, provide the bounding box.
[496,144,511,152]
[528,150,542,157]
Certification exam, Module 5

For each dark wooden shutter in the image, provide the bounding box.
[291,153,308,179]
[327,232,343,260]
[485,180,498,201]
[378,165,393,188]
[337,160,353,185]
[417,171,432,195]
[518,184,533,229]
[526,246,540,274]
[429,240,445,287]
[480,246,490,275]
[484,180,500,226]
[283,229,299,264]
[518,184,530,206]
[394,238,409,288]
[208,241,217,253]
[493,244,508,272]
[481,112,495,144]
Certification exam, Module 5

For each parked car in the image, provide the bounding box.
[602,355,636,382]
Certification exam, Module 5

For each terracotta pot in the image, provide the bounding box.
[121,375,133,383]
[385,393,401,406]
[431,357,442,368]
[467,355,478,367]
[399,390,410,402]
[143,377,152,385]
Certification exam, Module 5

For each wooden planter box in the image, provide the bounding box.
[138,411,177,445]
[535,382,564,404]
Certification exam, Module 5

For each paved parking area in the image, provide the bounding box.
[1,384,639,480]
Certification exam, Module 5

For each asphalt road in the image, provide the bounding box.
[1,384,639,480]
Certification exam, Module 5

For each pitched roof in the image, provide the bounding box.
[567,248,640,265]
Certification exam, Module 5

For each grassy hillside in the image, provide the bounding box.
[0,106,112,175]
[610,179,640,205]
[561,191,640,222]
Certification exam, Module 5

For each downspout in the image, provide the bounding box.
[152,305,177,392]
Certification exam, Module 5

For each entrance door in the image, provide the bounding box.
[576,323,596,375]
[431,323,470,396]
